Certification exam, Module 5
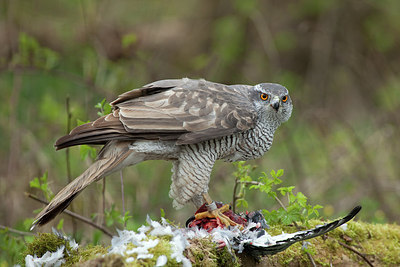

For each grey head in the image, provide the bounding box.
[250,83,293,125]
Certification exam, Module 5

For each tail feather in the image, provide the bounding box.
[31,142,132,229]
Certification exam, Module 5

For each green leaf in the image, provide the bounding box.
[92,230,103,245]
[122,211,132,225]
[57,219,64,230]
[33,208,42,214]
[94,98,105,109]
[236,198,248,208]
[79,145,97,160]
[278,186,295,196]
[267,191,277,199]
[77,119,91,126]
[122,33,137,48]
[95,98,112,116]
[296,192,308,207]
[314,204,323,210]
[29,173,54,201]
[23,218,35,231]
[29,177,40,189]
[90,213,98,220]
[160,208,166,218]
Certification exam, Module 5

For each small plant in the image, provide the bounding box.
[233,162,323,226]
[28,174,66,231]
[0,229,31,265]
[29,172,54,202]
[94,98,112,117]
[103,204,132,228]
[12,32,60,70]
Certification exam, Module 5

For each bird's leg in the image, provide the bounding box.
[194,192,238,227]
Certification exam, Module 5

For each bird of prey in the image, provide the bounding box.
[31,78,293,229]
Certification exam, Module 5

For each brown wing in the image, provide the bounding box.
[55,78,257,149]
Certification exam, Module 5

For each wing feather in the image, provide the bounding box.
[55,78,258,149]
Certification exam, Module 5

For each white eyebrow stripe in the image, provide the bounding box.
[254,84,265,93]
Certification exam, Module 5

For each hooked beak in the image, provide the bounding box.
[270,96,280,111]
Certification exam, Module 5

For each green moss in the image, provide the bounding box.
[22,233,109,266]
[186,237,239,267]
[24,233,69,259]
[22,220,400,266]
[261,220,400,266]
[76,254,125,267]
[67,245,108,266]
[217,245,239,267]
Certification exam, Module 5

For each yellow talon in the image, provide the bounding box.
[195,204,239,228]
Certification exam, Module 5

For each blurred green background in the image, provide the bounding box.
[1,0,400,245]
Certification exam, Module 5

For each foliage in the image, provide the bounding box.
[29,172,54,202]
[104,204,132,228]
[94,98,112,117]
[11,33,59,70]
[234,162,322,226]
[0,229,31,265]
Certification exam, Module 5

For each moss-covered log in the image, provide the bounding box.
[22,220,400,266]
[238,220,400,266]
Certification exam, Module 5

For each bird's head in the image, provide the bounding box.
[252,83,293,124]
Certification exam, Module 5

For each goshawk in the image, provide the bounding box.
[32,78,293,228]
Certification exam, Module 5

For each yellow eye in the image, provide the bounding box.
[282,95,288,102]
[260,93,269,101]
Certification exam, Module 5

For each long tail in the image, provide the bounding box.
[31,141,132,229]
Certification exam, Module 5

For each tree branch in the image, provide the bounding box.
[26,193,113,238]
[0,225,34,236]
[338,241,374,267]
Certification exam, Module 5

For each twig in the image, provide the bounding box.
[232,180,259,213]
[0,225,34,236]
[65,97,72,183]
[65,96,77,237]
[239,180,262,186]
[7,70,22,180]
[232,178,240,213]
[26,193,113,238]
[305,249,317,267]
[102,178,106,226]
[338,241,374,267]
[120,170,126,227]
[238,181,287,209]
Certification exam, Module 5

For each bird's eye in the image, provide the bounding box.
[260,93,269,101]
[282,95,288,102]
